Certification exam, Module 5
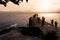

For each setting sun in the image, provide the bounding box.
[38,13,56,19]
[34,0,60,12]
[39,1,51,12]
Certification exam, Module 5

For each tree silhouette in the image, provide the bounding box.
[0,0,28,7]
[0,0,6,7]
[10,0,20,5]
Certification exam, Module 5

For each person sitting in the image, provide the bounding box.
[29,14,41,27]
[29,14,36,27]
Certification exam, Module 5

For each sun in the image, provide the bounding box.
[35,0,52,12]
[40,1,51,12]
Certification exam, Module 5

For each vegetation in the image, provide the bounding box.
[43,30,57,40]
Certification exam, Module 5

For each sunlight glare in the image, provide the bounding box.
[40,2,50,11]
[41,14,56,17]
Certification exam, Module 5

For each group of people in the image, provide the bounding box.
[29,14,46,27]
[29,14,41,27]
[29,14,58,29]
[51,20,58,28]
[0,0,28,7]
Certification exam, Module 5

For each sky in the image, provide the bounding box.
[0,0,60,12]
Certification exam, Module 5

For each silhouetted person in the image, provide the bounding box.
[29,16,33,27]
[29,14,40,27]
[41,17,45,27]
[0,0,6,7]
[51,20,54,26]
[29,14,36,27]
[37,17,41,23]
[10,0,20,5]
[55,21,58,29]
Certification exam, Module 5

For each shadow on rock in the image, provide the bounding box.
[43,30,57,40]
[17,27,43,37]
[0,27,15,35]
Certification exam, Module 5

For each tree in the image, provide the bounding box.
[0,0,28,7]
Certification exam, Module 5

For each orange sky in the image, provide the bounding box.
[0,0,60,12]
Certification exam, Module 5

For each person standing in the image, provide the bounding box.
[54,21,58,29]
[51,20,54,26]
[41,17,45,27]
[29,16,33,27]
[29,14,37,27]
[29,14,40,27]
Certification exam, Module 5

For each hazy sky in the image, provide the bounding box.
[0,0,60,12]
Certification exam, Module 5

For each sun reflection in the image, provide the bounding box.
[41,14,56,17]
[38,13,56,22]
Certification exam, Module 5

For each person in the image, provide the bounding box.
[37,17,41,23]
[29,14,36,27]
[29,16,33,27]
[41,17,45,27]
[0,0,6,7]
[51,20,54,26]
[54,21,58,29]
[29,14,40,27]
